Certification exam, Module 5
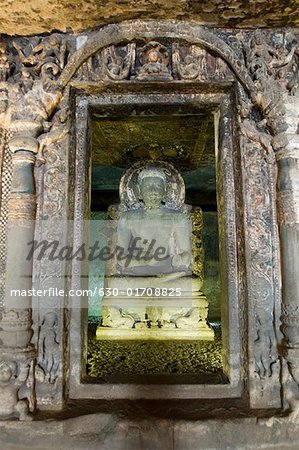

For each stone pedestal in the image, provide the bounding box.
[96,276,214,341]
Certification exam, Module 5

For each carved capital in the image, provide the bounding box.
[9,121,43,140]
[0,309,33,348]
[9,135,39,154]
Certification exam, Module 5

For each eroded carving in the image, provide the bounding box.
[101,306,135,329]
[0,357,33,420]
[192,206,204,286]
[172,44,206,80]
[102,43,136,81]
[37,311,60,384]
[12,35,69,90]
[241,30,298,142]
[0,41,11,82]
[136,41,172,81]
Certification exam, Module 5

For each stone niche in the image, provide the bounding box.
[0,21,298,422]
[48,27,291,408]
[69,82,244,400]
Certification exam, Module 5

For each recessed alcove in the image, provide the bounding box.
[69,88,243,400]
[87,105,222,382]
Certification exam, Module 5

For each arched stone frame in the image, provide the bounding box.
[67,87,245,402]
[43,22,283,408]
[0,20,298,418]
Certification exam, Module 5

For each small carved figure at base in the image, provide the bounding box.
[101,306,134,329]
[0,360,32,421]
[176,308,207,330]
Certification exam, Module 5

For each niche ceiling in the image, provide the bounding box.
[92,114,214,170]
[91,108,218,210]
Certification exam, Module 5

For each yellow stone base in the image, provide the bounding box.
[96,326,215,341]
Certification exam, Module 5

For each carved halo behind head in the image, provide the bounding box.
[119,160,185,210]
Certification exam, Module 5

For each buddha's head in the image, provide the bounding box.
[138,167,166,209]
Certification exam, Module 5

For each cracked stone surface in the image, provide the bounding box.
[0,0,299,36]
[0,406,299,450]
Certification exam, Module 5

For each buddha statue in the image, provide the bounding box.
[115,166,192,277]
[96,161,214,340]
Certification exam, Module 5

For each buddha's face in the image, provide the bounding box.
[140,176,165,209]
[148,50,159,63]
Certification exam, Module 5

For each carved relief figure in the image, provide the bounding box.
[101,306,135,329]
[172,44,206,80]
[116,166,192,277]
[12,35,68,91]
[136,41,172,80]
[102,44,136,80]
[97,161,213,339]
[0,360,31,420]
[38,312,60,384]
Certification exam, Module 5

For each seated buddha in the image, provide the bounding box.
[115,166,192,277]
[96,160,214,340]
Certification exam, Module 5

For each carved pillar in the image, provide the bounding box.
[274,93,299,401]
[278,131,299,388]
[0,132,38,420]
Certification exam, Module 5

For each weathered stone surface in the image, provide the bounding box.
[1,410,299,449]
[0,0,298,36]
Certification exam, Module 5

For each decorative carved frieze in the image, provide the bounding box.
[31,101,71,406]
[71,40,235,83]
[281,302,299,386]
[191,206,204,286]
[240,136,281,383]
[0,309,32,347]
[0,129,11,310]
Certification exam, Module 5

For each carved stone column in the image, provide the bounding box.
[0,132,38,420]
[277,108,299,390]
